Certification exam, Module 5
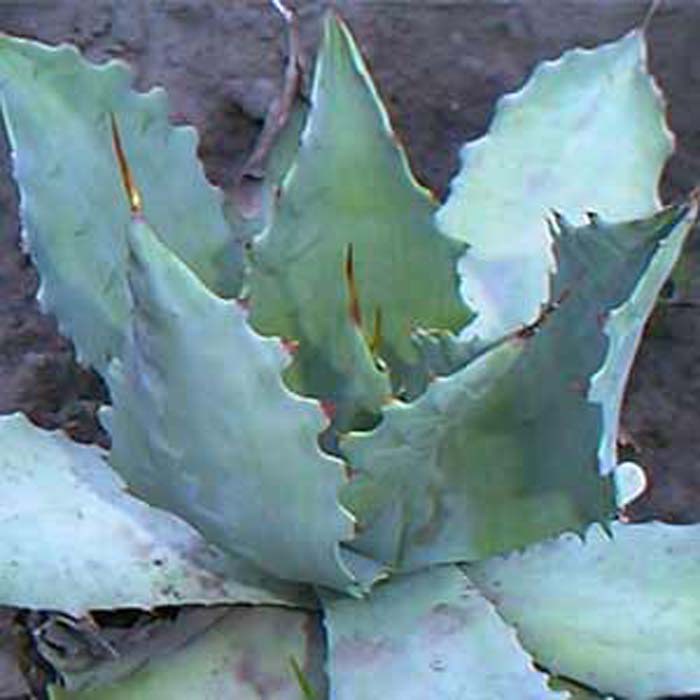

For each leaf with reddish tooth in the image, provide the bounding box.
[108,109,375,589]
[106,195,386,592]
[0,34,243,371]
[248,13,471,424]
[437,30,673,342]
[280,337,300,355]
[467,520,700,700]
[103,137,380,585]
[0,413,311,617]
[278,245,391,434]
[341,204,693,571]
[318,400,336,422]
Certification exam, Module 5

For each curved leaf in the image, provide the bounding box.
[341,205,690,570]
[590,199,697,474]
[0,414,308,616]
[437,30,672,341]
[468,521,700,700]
[248,13,470,427]
[0,36,242,370]
[108,214,372,592]
[322,565,560,700]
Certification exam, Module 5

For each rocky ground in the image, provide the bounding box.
[0,1,699,695]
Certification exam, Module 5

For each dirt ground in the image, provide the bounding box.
[0,0,699,695]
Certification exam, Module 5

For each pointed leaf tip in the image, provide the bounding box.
[249,8,468,425]
[110,113,142,215]
[368,306,383,357]
[438,26,672,341]
[110,214,360,591]
[344,243,362,327]
[0,37,244,369]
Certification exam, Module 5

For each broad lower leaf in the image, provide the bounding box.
[341,204,690,570]
[438,30,672,341]
[468,521,700,700]
[108,214,372,592]
[0,413,308,616]
[322,565,560,700]
[248,13,470,427]
[0,36,242,370]
[50,606,325,700]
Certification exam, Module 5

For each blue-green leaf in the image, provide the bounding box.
[248,13,470,428]
[469,521,700,700]
[342,204,691,570]
[438,30,672,341]
[108,214,378,592]
[0,413,308,616]
[322,565,560,700]
[0,36,242,370]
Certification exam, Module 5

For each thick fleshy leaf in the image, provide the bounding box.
[590,198,697,474]
[468,521,700,700]
[108,214,369,592]
[248,13,470,426]
[0,36,242,370]
[322,565,560,700]
[0,413,308,616]
[50,606,326,700]
[341,205,690,570]
[438,30,672,341]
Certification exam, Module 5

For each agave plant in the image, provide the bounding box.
[0,5,698,700]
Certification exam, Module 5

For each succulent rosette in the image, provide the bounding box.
[0,7,696,700]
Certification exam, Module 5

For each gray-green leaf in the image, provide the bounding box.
[248,13,470,428]
[322,565,560,700]
[108,214,372,592]
[590,200,697,475]
[0,413,308,616]
[342,204,691,570]
[468,521,700,700]
[0,36,242,371]
[438,30,672,341]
